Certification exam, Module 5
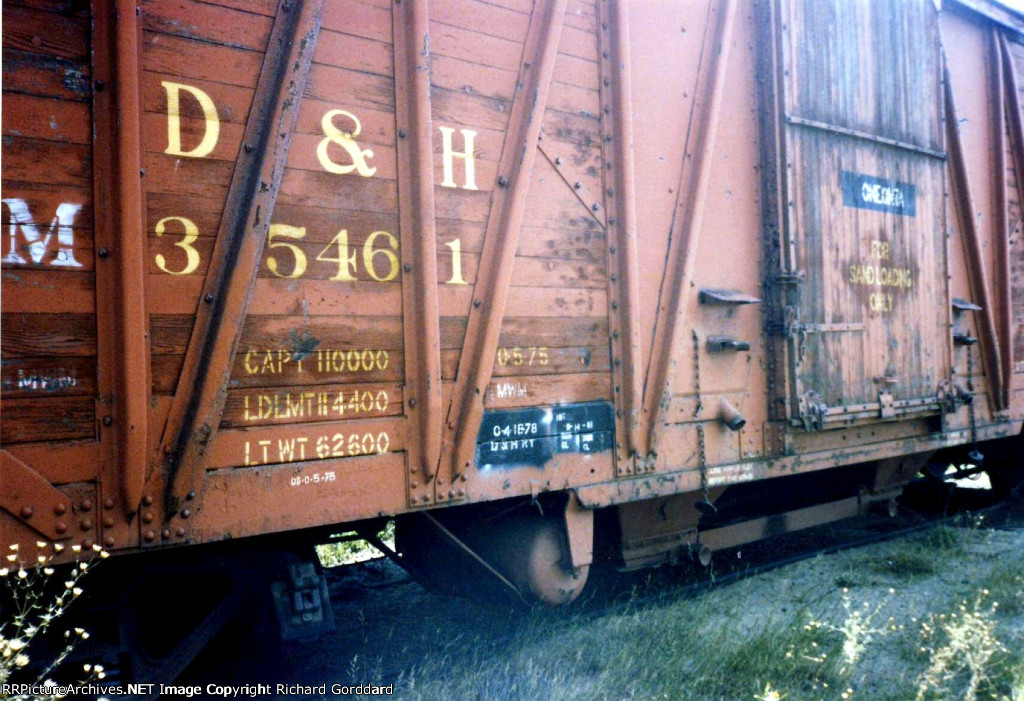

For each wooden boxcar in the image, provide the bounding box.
[3,0,1023,631]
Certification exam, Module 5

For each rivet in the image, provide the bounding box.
[20,506,34,519]
[80,519,93,531]
[186,491,195,501]
[103,517,114,528]
[398,129,407,138]
[437,478,444,486]
[243,143,254,153]
[142,495,154,506]
[140,169,145,177]
[408,398,416,408]
[410,481,418,488]
[604,78,610,86]
[80,500,92,512]
[421,495,431,503]
[457,489,465,497]
[98,247,109,258]
[144,530,155,542]
[460,473,468,482]
[102,416,113,426]
[603,51,610,58]
[497,175,509,187]
[609,246,617,254]
[142,512,154,524]
[555,157,563,166]
[181,508,191,518]
[176,527,186,537]
[608,217,616,224]
[403,263,412,273]
[54,503,67,516]
[592,203,600,211]
[474,299,482,308]
[204,293,214,303]
[94,80,105,91]
[104,536,115,548]
[611,301,618,310]
[163,529,172,539]
[55,522,68,534]
[163,445,172,454]
[83,539,94,549]
[574,181,582,189]
[604,107,610,115]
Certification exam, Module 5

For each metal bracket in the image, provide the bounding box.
[878,389,896,419]
[698,288,762,305]
[706,335,751,353]
[797,391,828,431]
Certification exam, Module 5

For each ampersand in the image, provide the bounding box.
[316,109,377,177]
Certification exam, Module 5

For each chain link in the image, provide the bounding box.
[697,424,709,504]
[967,342,978,448]
[692,329,703,418]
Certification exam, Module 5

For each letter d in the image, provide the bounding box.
[162,81,220,158]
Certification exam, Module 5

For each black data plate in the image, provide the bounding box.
[476,402,614,469]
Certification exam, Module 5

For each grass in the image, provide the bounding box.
[340,515,1024,701]
[317,521,395,568]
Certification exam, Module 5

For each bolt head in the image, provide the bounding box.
[80,519,93,531]
[54,503,67,516]
[55,522,68,534]
[103,497,115,509]
[20,506,34,519]
[104,536,115,548]
[144,530,156,542]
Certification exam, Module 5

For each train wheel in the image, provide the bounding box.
[481,516,589,606]
[396,507,590,606]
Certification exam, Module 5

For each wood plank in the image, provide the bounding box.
[1,137,91,188]
[1,94,91,144]
[430,0,530,43]
[442,343,609,379]
[142,31,263,89]
[2,229,94,272]
[558,25,598,62]
[313,29,393,77]
[305,63,395,109]
[4,441,99,485]
[142,0,273,51]
[321,0,392,42]
[195,0,277,16]
[2,49,91,102]
[482,371,611,408]
[430,54,519,102]
[1,356,96,397]
[220,381,403,427]
[2,5,88,62]
[2,270,95,313]
[1,396,95,443]
[1,314,96,357]
[430,21,524,72]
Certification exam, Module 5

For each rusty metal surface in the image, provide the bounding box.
[155,0,324,531]
[393,0,443,503]
[0,451,74,541]
[598,0,644,472]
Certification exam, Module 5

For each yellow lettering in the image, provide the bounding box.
[244,350,258,374]
[162,81,220,158]
[154,216,201,275]
[363,230,399,282]
[267,224,308,279]
[439,126,478,190]
[316,110,377,176]
[316,229,358,281]
[444,238,468,285]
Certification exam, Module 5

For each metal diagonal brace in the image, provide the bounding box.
[440,0,569,483]
[394,0,443,490]
[943,60,1005,413]
[157,0,324,522]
